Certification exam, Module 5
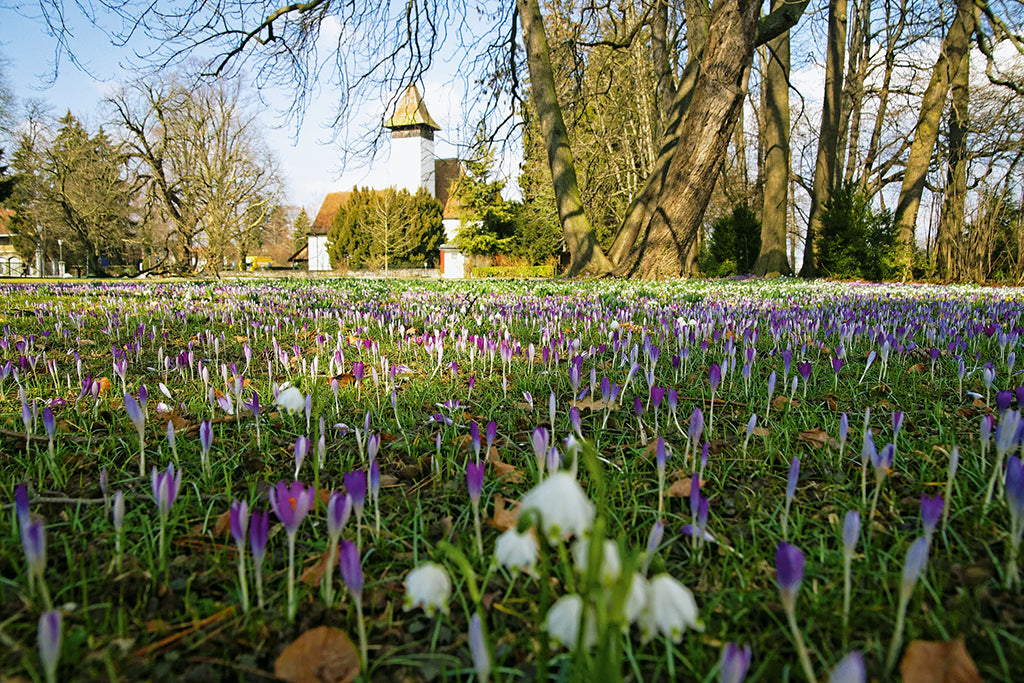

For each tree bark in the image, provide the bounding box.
[613,0,759,279]
[651,0,675,131]
[799,0,847,278]
[935,45,969,281]
[841,0,871,184]
[754,0,792,276]
[609,0,809,279]
[516,0,613,276]
[892,0,975,280]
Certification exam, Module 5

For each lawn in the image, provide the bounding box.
[1,276,1022,682]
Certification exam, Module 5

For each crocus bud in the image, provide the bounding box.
[293,435,310,479]
[720,642,752,683]
[469,613,490,683]
[920,494,943,544]
[842,510,860,559]
[786,456,800,504]
[15,482,29,526]
[112,490,125,531]
[338,539,363,595]
[249,510,270,568]
[466,461,485,508]
[828,651,866,683]
[42,407,55,440]
[38,609,62,683]
[776,542,804,612]
[229,500,249,550]
[900,537,929,600]
[327,491,353,540]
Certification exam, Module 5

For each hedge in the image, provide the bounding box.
[469,265,556,278]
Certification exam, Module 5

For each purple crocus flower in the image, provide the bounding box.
[786,456,800,503]
[838,412,849,456]
[338,539,364,594]
[720,642,752,683]
[776,541,805,611]
[229,500,249,550]
[655,437,668,478]
[920,494,943,544]
[22,516,46,579]
[842,511,861,558]
[829,651,866,683]
[38,609,62,683]
[15,482,29,527]
[531,426,549,476]
[997,390,1013,414]
[293,435,310,479]
[327,491,353,540]
[485,421,497,455]
[199,419,213,463]
[151,462,181,520]
[344,469,367,519]
[469,421,481,460]
[42,407,55,441]
[268,480,316,536]
[249,510,270,568]
[797,361,812,383]
[709,363,721,392]
[466,461,485,508]
[367,432,381,463]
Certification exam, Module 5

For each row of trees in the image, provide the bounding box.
[16,0,1024,282]
[1,67,285,275]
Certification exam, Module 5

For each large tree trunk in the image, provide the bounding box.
[754,0,792,276]
[516,0,613,276]
[651,0,675,131]
[613,0,759,279]
[892,0,975,280]
[799,0,847,278]
[841,0,871,184]
[935,48,970,281]
[609,0,808,279]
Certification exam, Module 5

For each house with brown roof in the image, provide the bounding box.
[0,209,25,276]
[299,84,469,277]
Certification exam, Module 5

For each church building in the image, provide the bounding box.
[301,84,467,277]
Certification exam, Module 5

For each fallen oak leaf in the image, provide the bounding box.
[274,626,360,683]
[900,637,981,683]
[667,474,706,498]
[486,493,520,531]
[300,550,332,587]
[797,427,839,449]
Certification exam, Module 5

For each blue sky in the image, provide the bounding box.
[1,5,474,215]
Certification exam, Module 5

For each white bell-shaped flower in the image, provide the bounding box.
[571,537,621,586]
[640,574,702,643]
[274,386,305,415]
[544,594,596,650]
[403,562,452,616]
[623,573,648,626]
[494,528,540,576]
[520,472,595,544]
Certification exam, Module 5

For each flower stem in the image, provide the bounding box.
[237,553,249,613]
[842,556,852,645]
[784,605,817,683]
[355,594,368,673]
[885,591,910,675]
[287,533,297,622]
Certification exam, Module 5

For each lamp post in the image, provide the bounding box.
[57,239,64,277]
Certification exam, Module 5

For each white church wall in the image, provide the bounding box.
[308,235,331,271]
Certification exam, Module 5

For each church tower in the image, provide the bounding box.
[384,84,441,197]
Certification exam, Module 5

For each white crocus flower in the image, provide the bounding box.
[571,537,621,586]
[544,594,596,649]
[494,528,540,576]
[520,472,595,544]
[640,574,702,643]
[403,562,452,616]
[274,386,305,414]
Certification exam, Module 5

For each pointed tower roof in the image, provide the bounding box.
[384,84,441,131]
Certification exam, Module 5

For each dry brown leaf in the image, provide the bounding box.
[234,336,249,343]
[486,494,520,531]
[490,459,524,483]
[900,638,981,683]
[956,407,978,419]
[907,362,927,374]
[667,475,705,498]
[972,398,986,408]
[752,425,770,437]
[576,395,610,412]
[274,626,360,683]
[300,550,332,587]
[213,510,232,539]
[332,373,356,388]
[797,428,838,449]
[824,395,838,411]
[772,395,799,409]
